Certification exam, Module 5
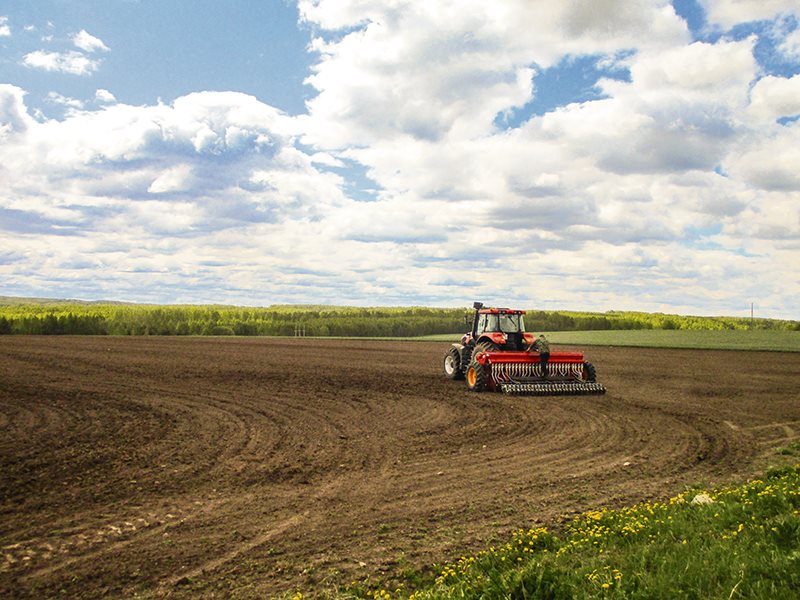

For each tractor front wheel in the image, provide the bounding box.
[443,347,464,380]
[466,359,487,392]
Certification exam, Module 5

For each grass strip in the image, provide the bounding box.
[317,465,800,600]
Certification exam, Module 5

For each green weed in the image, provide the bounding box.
[321,465,800,599]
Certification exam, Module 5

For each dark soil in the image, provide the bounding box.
[1,337,798,598]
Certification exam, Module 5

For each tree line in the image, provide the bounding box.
[0,302,796,336]
[0,304,466,336]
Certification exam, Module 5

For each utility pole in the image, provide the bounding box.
[750,302,754,329]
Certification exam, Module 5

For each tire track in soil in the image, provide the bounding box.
[2,338,390,593]
[18,497,229,581]
[746,420,800,447]
[0,338,798,599]
[160,511,309,589]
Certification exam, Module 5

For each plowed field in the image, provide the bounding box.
[1,337,799,598]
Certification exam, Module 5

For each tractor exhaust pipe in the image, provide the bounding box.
[471,302,484,336]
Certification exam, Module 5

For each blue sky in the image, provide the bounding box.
[1,0,312,114]
[1,0,799,318]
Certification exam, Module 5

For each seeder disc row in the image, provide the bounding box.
[498,382,607,396]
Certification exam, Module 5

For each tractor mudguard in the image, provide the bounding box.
[482,332,507,346]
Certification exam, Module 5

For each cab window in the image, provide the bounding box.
[476,314,497,333]
[498,314,524,333]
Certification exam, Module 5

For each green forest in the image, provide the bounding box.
[0,298,797,336]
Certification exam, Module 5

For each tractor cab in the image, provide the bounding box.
[475,311,525,336]
[462,303,534,351]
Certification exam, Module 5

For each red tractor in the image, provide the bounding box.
[443,302,605,395]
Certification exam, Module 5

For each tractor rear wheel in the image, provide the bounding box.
[466,358,487,392]
[473,340,499,357]
[443,347,464,380]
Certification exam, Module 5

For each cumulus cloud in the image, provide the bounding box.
[95,89,116,104]
[2,1,799,317]
[300,0,688,147]
[0,87,342,235]
[748,74,800,121]
[698,0,799,29]
[0,16,10,37]
[72,29,109,52]
[1,84,367,305]
[309,151,345,167]
[287,0,798,316]
[46,92,85,110]
[778,26,800,60]
[627,38,756,96]
[0,85,35,137]
[147,164,195,194]
[22,49,101,75]
[725,123,800,191]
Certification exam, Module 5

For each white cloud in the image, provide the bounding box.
[0,87,339,228]
[300,0,688,147]
[72,29,109,52]
[0,85,35,137]
[778,27,800,60]
[95,89,116,104]
[115,200,202,234]
[46,92,85,110]
[748,74,800,121]
[725,123,800,191]
[288,1,798,316]
[22,50,101,75]
[0,16,10,37]
[627,39,756,96]
[147,164,195,194]
[698,0,799,29]
[309,151,345,167]
[2,2,799,318]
